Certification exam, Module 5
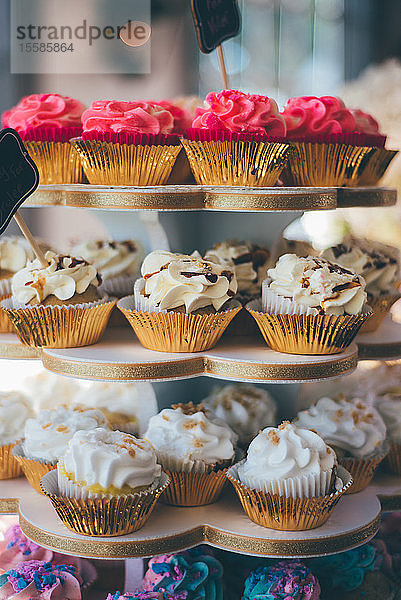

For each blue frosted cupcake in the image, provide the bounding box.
[241,561,321,600]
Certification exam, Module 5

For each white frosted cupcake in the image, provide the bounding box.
[24,370,81,411]
[374,389,401,475]
[202,384,276,446]
[117,250,241,352]
[295,395,388,492]
[13,405,109,493]
[144,402,236,505]
[0,391,34,479]
[74,381,157,435]
[69,239,144,297]
[41,428,168,536]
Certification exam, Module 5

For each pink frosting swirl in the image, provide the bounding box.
[150,100,192,133]
[192,90,286,136]
[2,94,85,132]
[281,96,381,137]
[81,101,174,135]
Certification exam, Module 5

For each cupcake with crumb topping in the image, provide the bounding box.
[0,560,82,600]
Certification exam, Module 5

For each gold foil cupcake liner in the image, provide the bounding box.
[226,463,352,531]
[356,147,398,186]
[181,139,291,186]
[246,303,371,355]
[40,469,170,536]
[12,445,56,493]
[118,295,241,353]
[281,141,385,187]
[339,447,388,494]
[384,442,401,475]
[72,139,182,186]
[0,442,23,480]
[24,141,84,184]
[2,298,116,348]
[162,469,228,506]
[0,295,14,333]
[359,292,401,333]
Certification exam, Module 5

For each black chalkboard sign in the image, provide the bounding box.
[191,0,241,54]
[0,128,39,235]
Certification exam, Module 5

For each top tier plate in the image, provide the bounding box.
[25,184,396,212]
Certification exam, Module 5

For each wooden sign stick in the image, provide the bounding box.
[216,44,229,89]
[13,211,48,267]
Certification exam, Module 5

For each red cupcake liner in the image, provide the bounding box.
[184,128,287,144]
[81,131,181,146]
[285,132,386,148]
[21,127,83,142]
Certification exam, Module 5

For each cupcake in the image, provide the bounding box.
[117,250,241,352]
[182,89,291,186]
[226,421,352,530]
[295,395,387,492]
[69,239,144,298]
[0,391,34,480]
[142,548,223,600]
[143,403,236,506]
[322,236,400,332]
[241,561,321,600]
[202,384,277,446]
[106,593,185,600]
[74,381,157,435]
[1,251,115,348]
[41,428,168,536]
[280,95,397,186]
[2,93,86,184]
[0,561,82,600]
[72,100,182,186]
[247,253,371,354]
[23,370,81,412]
[13,405,109,493]
[374,390,401,475]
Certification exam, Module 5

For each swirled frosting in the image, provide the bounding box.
[22,406,109,462]
[69,240,144,279]
[242,561,321,600]
[202,384,276,446]
[374,394,401,444]
[81,101,174,135]
[107,593,186,600]
[267,254,367,315]
[295,396,386,457]
[0,391,34,445]
[0,238,51,275]
[0,561,81,600]
[2,94,85,131]
[74,381,157,434]
[0,525,53,570]
[322,236,400,297]
[150,100,193,132]
[281,96,381,137]
[238,422,336,487]
[141,250,237,312]
[311,544,377,592]
[205,241,270,297]
[60,428,161,492]
[192,90,286,136]
[23,371,81,412]
[144,405,235,464]
[12,252,101,305]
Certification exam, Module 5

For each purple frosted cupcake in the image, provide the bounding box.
[241,561,321,599]
[0,561,82,600]
[106,593,186,600]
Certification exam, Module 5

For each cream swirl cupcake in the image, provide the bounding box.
[295,395,387,492]
[74,381,157,435]
[13,405,109,493]
[202,384,276,446]
[118,250,240,352]
[41,428,168,536]
[144,403,236,505]
[23,370,81,412]
[0,391,34,480]
[246,253,371,354]
[2,251,115,347]
[374,390,401,475]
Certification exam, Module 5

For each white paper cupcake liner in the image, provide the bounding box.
[99,274,139,298]
[2,296,111,311]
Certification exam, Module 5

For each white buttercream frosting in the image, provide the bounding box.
[140,250,237,312]
[0,391,34,444]
[69,240,144,279]
[23,370,81,411]
[74,381,157,434]
[295,395,386,457]
[0,237,50,274]
[144,405,235,464]
[322,236,400,297]
[22,405,109,462]
[202,384,276,445]
[11,252,101,305]
[61,427,161,491]
[267,253,367,315]
[374,393,401,444]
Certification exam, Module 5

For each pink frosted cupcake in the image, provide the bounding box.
[280,95,396,186]
[182,89,291,186]
[2,93,85,184]
[0,561,82,600]
[72,100,182,186]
